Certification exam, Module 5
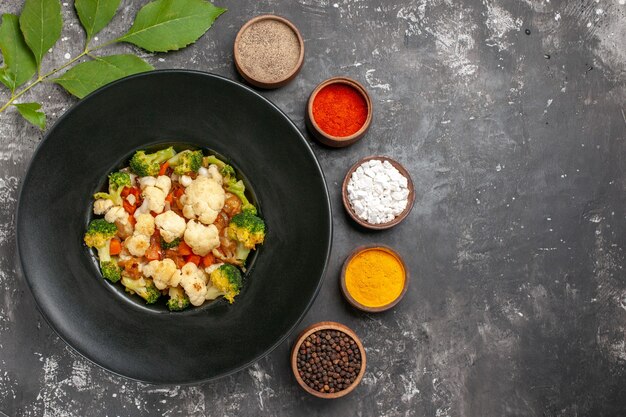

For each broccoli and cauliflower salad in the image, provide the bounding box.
[84,147,266,311]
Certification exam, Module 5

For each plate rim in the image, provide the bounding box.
[15,69,333,385]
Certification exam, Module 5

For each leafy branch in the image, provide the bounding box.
[0,0,226,129]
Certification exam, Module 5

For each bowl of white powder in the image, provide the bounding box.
[342,156,415,230]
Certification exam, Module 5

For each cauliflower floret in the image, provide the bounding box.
[180,175,192,187]
[184,220,220,256]
[207,164,223,185]
[93,199,113,215]
[155,175,172,195]
[142,186,167,214]
[181,176,225,224]
[170,270,183,288]
[154,211,186,243]
[141,176,172,214]
[205,262,224,275]
[104,206,127,224]
[143,258,178,290]
[135,213,155,237]
[138,176,156,190]
[179,262,207,306]
[134,198,150,217]
[125,233,150,257]
[104,206,133,238]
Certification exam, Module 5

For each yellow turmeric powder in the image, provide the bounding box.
[344,248,405,308]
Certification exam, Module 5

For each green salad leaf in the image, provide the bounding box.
[117,0,226,52]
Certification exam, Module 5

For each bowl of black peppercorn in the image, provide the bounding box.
[291,321,366,399]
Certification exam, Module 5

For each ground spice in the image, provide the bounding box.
[312,83,368,137]
[296,329,362,394]
[345,248,405,307]
[237,20,301,83]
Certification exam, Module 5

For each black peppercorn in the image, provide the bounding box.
[295,329,362,394]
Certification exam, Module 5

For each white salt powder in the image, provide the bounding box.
[346,159,409,224]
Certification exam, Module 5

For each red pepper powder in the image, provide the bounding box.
[312,84,368,137]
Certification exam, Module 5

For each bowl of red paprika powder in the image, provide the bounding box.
[306,77,372,147]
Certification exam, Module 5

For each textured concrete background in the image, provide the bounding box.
[1,0,625,416]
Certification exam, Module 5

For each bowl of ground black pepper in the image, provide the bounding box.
[291,321,366,399]
[234,15,305,89]
[306,77,372,147]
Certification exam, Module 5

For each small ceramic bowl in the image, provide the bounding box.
[340,245,409,313]
[306,77,372,147]
[342,155,415,230]
[291,321,367,399]
[234,15,305,89]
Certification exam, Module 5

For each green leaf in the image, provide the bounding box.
[19,0,63,69]
[13,102,46,129]
[0,14,37,91]
[75,0,121,42]
[0,68,13,89]
[0,68,19,91]
[53,54,154,98]
[117,0,226,52]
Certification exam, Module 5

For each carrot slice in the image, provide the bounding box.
[165,193,173,204]
[121,187,131,198]
[159,162,169,176]
[178,241,192,256]
[123,200,136,214]
[174,187,185,199]
[109,238,122,255]
[185,254,201,266]
[202,253,215,267]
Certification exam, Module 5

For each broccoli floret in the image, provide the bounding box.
[235,242,251,265]
[207,264,243,303]
[228,211,266,249]
[160,237,180,250]
[167,149,203,175]
[167,287,190,311]
[220,164,236,180]
[202,155,225,169]
[129,147,176,177]
[100,260,121,283]
[203,155,237,179]
[84,219,121,282]
[93,171,131,206]
[225,179,257,214]
[121,276,160,304]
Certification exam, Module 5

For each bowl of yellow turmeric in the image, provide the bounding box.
[340,245,408,313]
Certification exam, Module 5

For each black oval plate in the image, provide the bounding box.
[16,70,332,384]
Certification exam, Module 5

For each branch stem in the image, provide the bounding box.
[0,41,110,113]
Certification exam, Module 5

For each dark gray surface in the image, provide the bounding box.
[0,0,624,416]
